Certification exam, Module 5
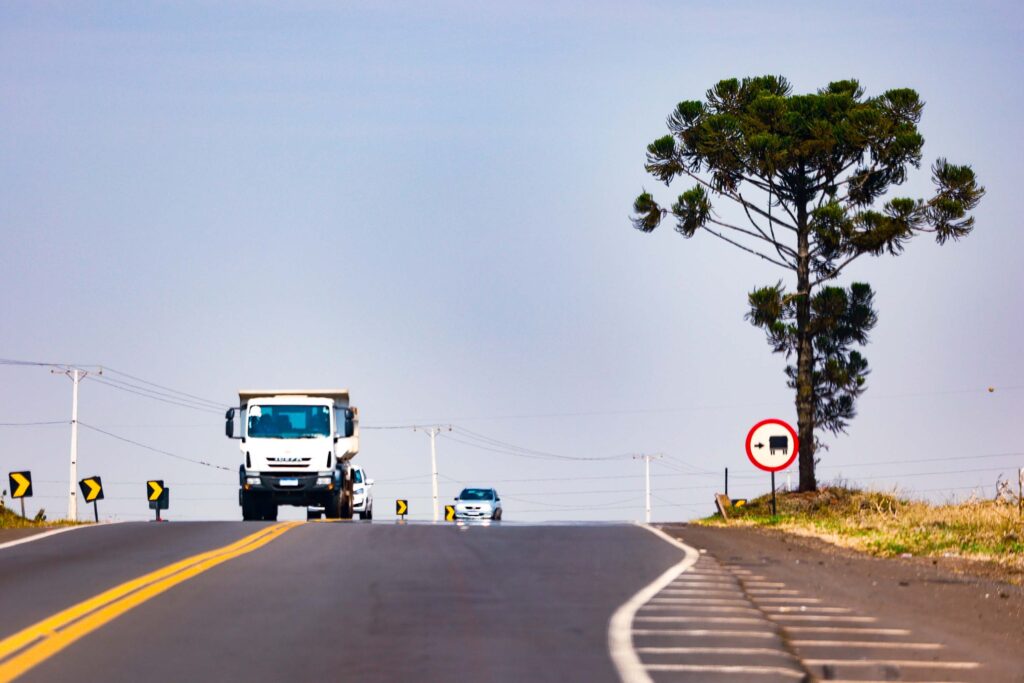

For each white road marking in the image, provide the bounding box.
[755,597,822,603]
[636,647,793,656]
[643,663,804,677]
[766,605,852,613]
[792,640,944,650]
[607,524,699,683]
[648,598,752,606]
[632,629,779,638]
[638,605,760,614]
[0,523,114,551]
[658,590,745,597]
[747,589,801,595]
[805,659,979,669]
[769,615,878,623]
[634,616,766,625]
[745,581,787,588]
[787,626,911,635]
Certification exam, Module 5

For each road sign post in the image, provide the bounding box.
[745,419,799,517]
[396,499,408,521]
[148,480,169,521]
[9,471,32,519]
[444,504,456,522]
[78,477,104,523]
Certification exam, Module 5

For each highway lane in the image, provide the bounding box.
[0,522,276,637]
[2,522,685,682]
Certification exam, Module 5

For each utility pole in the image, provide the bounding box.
[52,366,99,521]
[415,425,451,522]
[633,454,663,524]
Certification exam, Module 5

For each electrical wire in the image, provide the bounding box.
[78,422,233,472]
[91,377,223,415]
[101,366,226,408]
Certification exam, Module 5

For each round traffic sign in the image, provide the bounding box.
[745,419,799,472]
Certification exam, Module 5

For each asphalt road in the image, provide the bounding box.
[2,521,1021,682]
[0,522,682,682]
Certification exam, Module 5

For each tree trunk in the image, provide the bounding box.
[794,199,817,492]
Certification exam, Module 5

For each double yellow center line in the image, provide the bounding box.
[0,521,301,682]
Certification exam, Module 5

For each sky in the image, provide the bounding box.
[1,1,1022,523]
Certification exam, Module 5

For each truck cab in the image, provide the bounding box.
[225,389,360,521]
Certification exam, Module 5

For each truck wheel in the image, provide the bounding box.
[241,491,258,521]
[306,508,322,521]
[340,493,353,520]
[325,492,341,519]
[262,499,278,521]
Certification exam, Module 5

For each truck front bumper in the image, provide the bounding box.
[240,472,336,505]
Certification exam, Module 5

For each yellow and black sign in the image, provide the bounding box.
[395,499,408,516]
[148,480,169,510]
[79,477,104,503]
[8,471,32,499]
[444,505,456,521]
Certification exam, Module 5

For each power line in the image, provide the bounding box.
[447,426,632,462]
[78,422,233,472]
[819,450,1024,470]
[91,377,223,415]
[0,420,67,426]
[101,367,227,408]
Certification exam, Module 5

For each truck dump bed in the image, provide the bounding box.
[238,389,350,407]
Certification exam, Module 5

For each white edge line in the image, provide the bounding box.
[0,522,118,551]
[608,523,700,683]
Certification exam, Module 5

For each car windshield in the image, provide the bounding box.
[458,488,493,501]
[247,405,330,439]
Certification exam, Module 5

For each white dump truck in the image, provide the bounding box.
[225,390,359,521]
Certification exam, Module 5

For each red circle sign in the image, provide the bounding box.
[745,418,799,472]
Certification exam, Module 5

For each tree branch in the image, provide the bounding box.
[811,251,867,287]
[736,190,797,265]
[681,169,799,232]
[708,216,798,258]
[701,225,795,270]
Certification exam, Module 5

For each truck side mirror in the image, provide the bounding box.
[225,408,235,438]
[344,408,355,438]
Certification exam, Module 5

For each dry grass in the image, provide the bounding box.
[699,487,1024,572]
[0,500,77,529]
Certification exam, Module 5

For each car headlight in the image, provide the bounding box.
[316,477,332,486]
[354,486,365,494]
[246,476,261,485]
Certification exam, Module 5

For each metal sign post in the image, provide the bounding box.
[9,471,32,519]
[771,472,777,516]
[745,419,799,517]
[78,477,103,523]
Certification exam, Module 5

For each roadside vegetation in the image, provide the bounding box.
[700,487,1024,577]
[0,495,74,529]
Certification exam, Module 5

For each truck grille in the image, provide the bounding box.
[267,457,312,468]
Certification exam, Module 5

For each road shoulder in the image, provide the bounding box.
[663,523,1024,682]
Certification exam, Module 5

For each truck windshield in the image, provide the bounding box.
[248,405,330,439]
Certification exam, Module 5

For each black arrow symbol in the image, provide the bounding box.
[754,442,765,449]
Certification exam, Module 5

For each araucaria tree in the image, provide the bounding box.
[631,76,983,491]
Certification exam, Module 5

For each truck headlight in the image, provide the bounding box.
[246,476,261,485]
[316,477,332,486]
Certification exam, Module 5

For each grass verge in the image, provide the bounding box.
[0,502,80,530]
[698,487,1024,577]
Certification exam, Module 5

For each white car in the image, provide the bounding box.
[454,488,502,520]
[351,464,374,520]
